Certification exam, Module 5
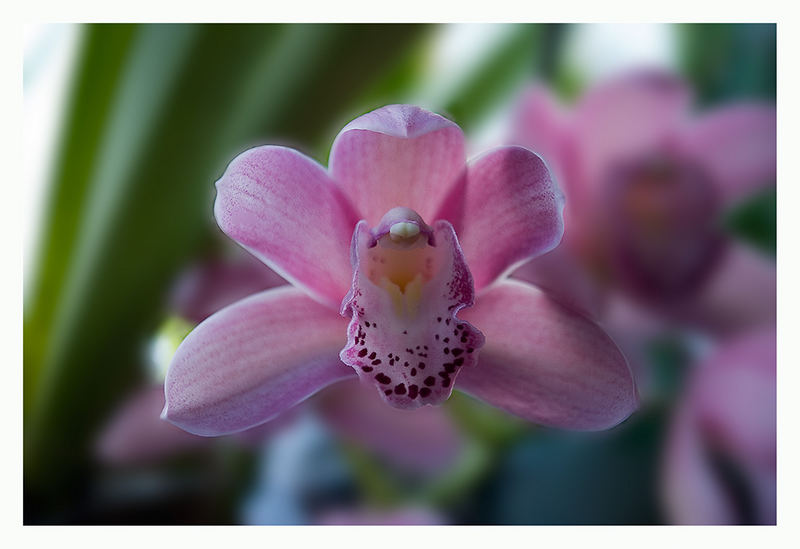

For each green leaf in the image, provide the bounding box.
[24,24,426,508]
[723,186,776,256]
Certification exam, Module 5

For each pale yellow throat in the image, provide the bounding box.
[368,222,437,319]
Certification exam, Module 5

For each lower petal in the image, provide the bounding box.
[456,280,637,430]
[164,287,354,436]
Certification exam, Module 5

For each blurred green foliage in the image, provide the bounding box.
[724,187,777,256]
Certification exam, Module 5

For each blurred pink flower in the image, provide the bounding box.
[319,506,445,525]
[512,71,775,332]
[661,328,775,524]
[163,104,637,437]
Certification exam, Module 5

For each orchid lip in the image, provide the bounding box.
[339,208,485,409]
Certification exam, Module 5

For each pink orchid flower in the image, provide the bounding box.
[512,71,775,330]
[163,105,637,436]
[662,328,775,524]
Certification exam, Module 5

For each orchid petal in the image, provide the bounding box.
[511,85,571,185]
[169,249,288,323]
[511,243,606,320]
[670,243,775,336]
[456,280,637,430]
[438,146,564,291]
[340,216,485,409]
[328,105,466,226]
[678,104,776,206]
[97,385,206,464]
[214,146,359,309]
[574,70,691,190]
[317,379,464,473]
[663,328,776,524]
[164,287,354,436]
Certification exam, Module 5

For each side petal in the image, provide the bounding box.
[439,146,565,291]
[164,287,354,436]
[328,105,466,227]
[215,146,359,309]
[677,104,776,206]
[456,280,637,430]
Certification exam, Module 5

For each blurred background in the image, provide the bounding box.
[23,23,775,525]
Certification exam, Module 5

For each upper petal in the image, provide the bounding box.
[438,146,565,291]
[456,280,637,430]
[677,103,776,206]
[328,105,466,227]
[164,287,355,436]
[214,146,359,309]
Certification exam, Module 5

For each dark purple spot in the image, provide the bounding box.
[394,383,406,395]
[375,373,391,385]
[438,371,449,379]
[445,319,451,325]
[424,376,436,386]
[420,388,431,397]
[441,378,451,388]
[460,336,467,343]
[443,337,450,343]
[437,317,442,322]
[369,352,377,360]
[385,389,393,396]
[443,363,455,373]
[404,362,409,367]
[453,357,464,366]
[365,321,370,327]
[467,347,474,353]
[408,385,419,399]
[362,366,373,372]
[435,334,439,340]
[372,359,382,365]
[418,362,426,369]
[443,348,450,354]
[411,368,417,376]
[358,348,368,357]
[451,348,464,357]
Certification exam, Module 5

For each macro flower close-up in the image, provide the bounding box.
[163,104,638,436]
[23,23,777,527]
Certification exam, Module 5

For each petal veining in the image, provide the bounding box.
[328,105,466,226]
[339,211,485,408]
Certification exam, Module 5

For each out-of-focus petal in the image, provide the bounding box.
[437,146,564,291]
[511,243,606,320]
[164,287,354,436]
[678,104,776,206]
[328,105,466,227]
[458,280,638,430]
[573,70,691,191]
[215,146,359,309]
[319,507,445,525]
[511,84,571,185]
[339,217,484,408]
[695,328,776,470]
[317,379,464,474]
[671,243,775,336]
[662,402,733,524]
[456,280,637,430]
[96,385,206,464]
[663,328,776,525]
[169,249,288,323]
